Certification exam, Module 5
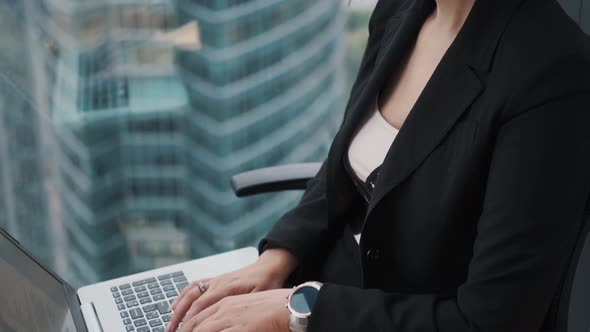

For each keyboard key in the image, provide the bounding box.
[176,282,189,292]
[118,304,126,311]
[149,319,163,327]
[166,291,178,298]
[146,311,159,319]
[121,311,129,318]
[120,284,132,290]
[134,318,147,327]
[113,292,121,298]
[153,294,165,301]
[173,276,187,283]
[163,285,175,292]
[152,327,165,332]
[123,318,132,325]
[137,327,150,332]
[161,279,173,286]
[156,301,170,315]
[162,314,171,322]
[150,288,163,295]
[127,301,139,308]
[148,283,160,289]
[169,299,176,305]
[110,287,118,292]
[124,295,137,302]
[158,274,171,280]
[140,297,152,305]
[132,280,146,287]
[125,325,134,331]
[115,298,123,304]
[130,308,143,319]
[137,291,150,298]
[134,286,147,292]
[171,271,184,277]
[146,277,157,283]
[143,304,157,313]
[122,289,134,296]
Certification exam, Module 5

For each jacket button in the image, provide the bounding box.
[366,248,381,261]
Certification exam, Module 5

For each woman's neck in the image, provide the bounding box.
[432,0,476,33]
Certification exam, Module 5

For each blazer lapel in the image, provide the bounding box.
[337,3,428,150]
[362,0,528,220]
[366,63,484,216]
[327,2,428,216]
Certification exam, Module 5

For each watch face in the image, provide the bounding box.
[290,286,319,315]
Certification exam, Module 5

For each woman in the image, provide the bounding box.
[167,0,590,330]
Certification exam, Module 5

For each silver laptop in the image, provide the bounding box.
[0,228,258,332]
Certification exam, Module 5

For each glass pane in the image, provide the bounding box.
[0,0,376,287]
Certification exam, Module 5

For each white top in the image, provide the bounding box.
[347,108,400,182]
[347,106,399,244]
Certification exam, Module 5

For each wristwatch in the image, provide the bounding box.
[286,281,323,332]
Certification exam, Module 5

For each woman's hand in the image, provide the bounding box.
[166,249,297,332]
[178,289,292,332]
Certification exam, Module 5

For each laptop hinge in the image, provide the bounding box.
[80,302,104,332]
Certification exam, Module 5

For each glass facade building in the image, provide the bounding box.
[0,76,53,267]
[16,0,346,285]
[175,0,346,256]
[24,0,193,285]
[0,1,54,269]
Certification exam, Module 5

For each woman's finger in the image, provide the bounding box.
[220,328,241,332]
[171,278,210,311]
[181,288,229,323]
[167,282,208,332]
[179,299,222,332]
[193,318,232,332]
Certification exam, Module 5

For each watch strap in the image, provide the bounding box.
[289,315,308,332]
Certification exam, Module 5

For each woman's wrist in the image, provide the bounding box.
[258,248,299,284]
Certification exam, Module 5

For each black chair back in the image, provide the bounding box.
[567,222,590,332]
[552,201,590,332]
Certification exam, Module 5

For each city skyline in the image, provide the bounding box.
[0,0,350,286]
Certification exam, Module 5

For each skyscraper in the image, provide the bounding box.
[175,0,346,256]
[0,77,53,268]
[14,0,346,285]
[22,0,194,285]
[0,0,53,269]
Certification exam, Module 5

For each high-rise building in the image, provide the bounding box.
[0,77,53,267]
[23,0,195,285]
[175,0,346,255]
[0,0,54,269]
[14,0,346,285]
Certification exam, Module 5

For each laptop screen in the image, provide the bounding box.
[0,232,77,332]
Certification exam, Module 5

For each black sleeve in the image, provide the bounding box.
[258,158,338,263]
[306,93,590,332]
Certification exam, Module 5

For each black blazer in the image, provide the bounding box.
[260,0,590,331]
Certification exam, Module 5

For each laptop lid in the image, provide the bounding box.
[0,228,88,332]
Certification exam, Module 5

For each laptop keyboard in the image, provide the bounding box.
[111,271,190,332]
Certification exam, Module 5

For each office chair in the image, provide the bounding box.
[231,163,590,332]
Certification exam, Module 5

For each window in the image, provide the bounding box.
[0,0,375,286]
